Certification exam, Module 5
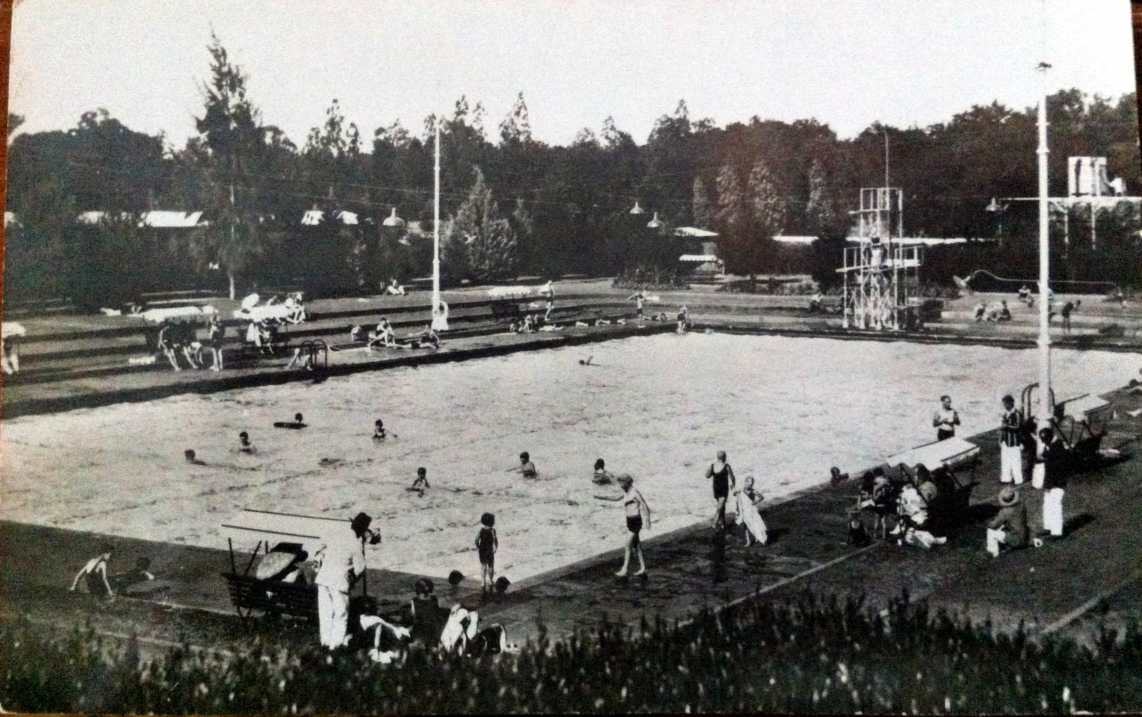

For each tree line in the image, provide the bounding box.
[5,34,1141,306]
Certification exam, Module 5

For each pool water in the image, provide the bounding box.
[0,334,1128,581]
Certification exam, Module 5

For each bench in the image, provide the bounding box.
[221,572,319,622]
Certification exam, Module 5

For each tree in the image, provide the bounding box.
[691,175,713,229]
[193,32,268,298]
[743,157,784,286]
[442,167,517,283]
[499,92,533,146]
[714,162,746,271]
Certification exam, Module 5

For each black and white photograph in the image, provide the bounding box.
[2,0,1142,712]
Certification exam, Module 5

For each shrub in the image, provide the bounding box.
[2,592,1140,713]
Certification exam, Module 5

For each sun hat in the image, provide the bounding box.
[998,486,1019,506]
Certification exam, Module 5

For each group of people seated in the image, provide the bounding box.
[854,464,959,549]
[973,300,1013,323]
[350,317,441,351]
[509,313,557,333]
[356,578,514,664]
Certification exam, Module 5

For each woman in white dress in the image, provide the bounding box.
[734,476,767,547]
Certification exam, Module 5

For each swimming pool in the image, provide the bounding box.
[0,333,1128,581]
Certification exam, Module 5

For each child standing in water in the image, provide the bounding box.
[409,467,430,495]
[475,513,498,595]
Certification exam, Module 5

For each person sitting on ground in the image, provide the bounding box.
[368,318,396,348]
[69,544,115,599]
[409,467,430,495]
[438,602,511,656]
[178,321,203,369]
[238,431,256,454]
[1,332,20,376]
[808,292,824,313]
[847,509,871,546]
[109,556,158,594]
[1018,285,1032,306]
[830,466,849,484]
[895,478,947,550]
[258,320,277,355]
[973,302,987,321]
[592,458,614,485]
[986,486,1029,557]
[283,292,308,323]
[406,578,449,645]
[357,599,413,664]
[998,300,1012,322]
[411,324,440,350]
[676,305,691,332]
[385,278,407,296]
[913,464,940,506]
[285,344,315,371]
[245,319,262,354]
[510,451,537,478]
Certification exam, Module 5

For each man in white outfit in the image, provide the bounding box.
[315,512,373,649]
[1039,429,1068,539]
[998,395,1024,485]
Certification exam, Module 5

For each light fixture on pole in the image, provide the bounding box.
[382,207,405,228]
[646,212,663,230]
[1036,57,1052,423]
[629,201,645,215]
[432,118,448,331]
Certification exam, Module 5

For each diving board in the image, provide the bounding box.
[1058,394,1111,421]
[221,508,348,551]
[886,436,980,472]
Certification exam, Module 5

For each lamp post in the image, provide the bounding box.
[431,119,448,331]
[1036,59,1052,421]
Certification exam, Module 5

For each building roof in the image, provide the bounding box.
[673,226,719,238]
[774,234,818,245]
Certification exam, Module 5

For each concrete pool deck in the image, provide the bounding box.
[3,383,1141,653]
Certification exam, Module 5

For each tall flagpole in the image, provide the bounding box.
[432,118,447,331]
[1036,8,1052,422]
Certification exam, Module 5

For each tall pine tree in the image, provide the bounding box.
[443,167,518,283]
[692,175,713,229]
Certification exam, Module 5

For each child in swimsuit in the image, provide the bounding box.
[475,513,498,596]
[409,467,430,495]
[592,458,614,485]
[238,431,256,454]
[595,474,651,578]
[705,450,736,532]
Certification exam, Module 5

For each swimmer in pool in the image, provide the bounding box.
[578,355,594,366]
[592,458,614,485]
[508,452,537,478]
[274,412,307,429]
[373,419,387,440]
[408,466,430,495]
[238,431,257,454]
[184,449,206,466]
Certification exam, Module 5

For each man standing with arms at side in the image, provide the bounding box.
[932,395,961,441]
[315,512,374,649]
[999,395,1024,484]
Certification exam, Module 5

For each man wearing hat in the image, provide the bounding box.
[315,511,374,649]
[986,487,1029,557]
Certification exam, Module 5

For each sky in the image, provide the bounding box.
[7,0,1139,150]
